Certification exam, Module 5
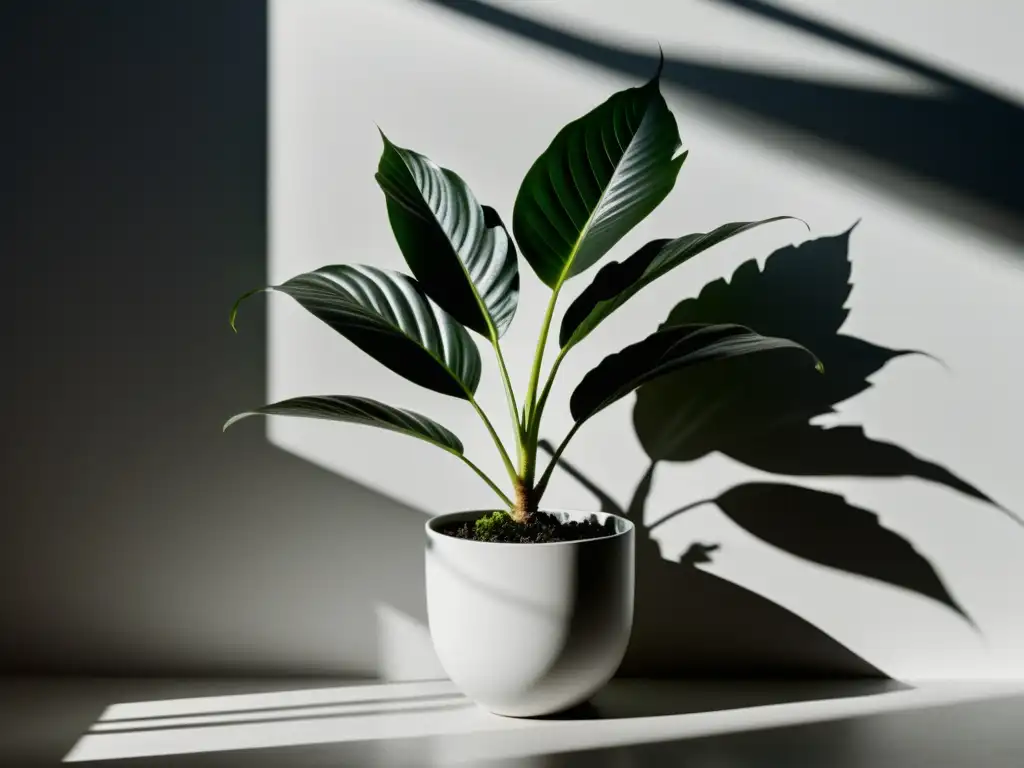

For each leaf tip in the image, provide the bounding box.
[654,42,665,80]
[815,360,825,374]
[229,287,267,333]
[223,411,255,432]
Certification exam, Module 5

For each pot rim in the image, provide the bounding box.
[425,508,634,547]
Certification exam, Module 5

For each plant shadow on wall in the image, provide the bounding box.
[422,0,1024,252]
[542,226,1020,678]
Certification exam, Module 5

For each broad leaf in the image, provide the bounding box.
[375,133,519,337]
[512,59,686,288]
[231,264,481,399]
[224,395,464,453]
[714,483,971,622]
[570,323,819,424]
[560,217,801,349]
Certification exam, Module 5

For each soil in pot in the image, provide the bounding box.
[438,510,616,543]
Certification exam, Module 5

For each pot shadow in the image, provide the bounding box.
[536,678,906,721]
[540,226,1019,686]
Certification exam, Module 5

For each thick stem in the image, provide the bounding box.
[512,478,538,523]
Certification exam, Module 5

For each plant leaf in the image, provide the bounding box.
[715,482,971,622]
[570,323,820,424]
[375,133,519,337]
[231,264,481,399]
[223,395,464,453]
[512,60,686,288]
[560,217,801,349]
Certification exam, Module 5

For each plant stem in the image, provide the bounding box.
[490,333,523,462]
[522,284,563,434]
[648,498,713,531]
[533,420,583,505]
[454,452,514,509]
[468,394,518,484]
[529,346,568,443]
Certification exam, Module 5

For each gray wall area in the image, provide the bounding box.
[1,1,426,678]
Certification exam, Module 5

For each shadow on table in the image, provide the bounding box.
[483,688,1024,767]
[538,678,907,720]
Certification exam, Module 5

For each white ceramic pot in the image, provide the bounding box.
[424,509,635,717]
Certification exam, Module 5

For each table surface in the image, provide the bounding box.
[4,675,1024,766]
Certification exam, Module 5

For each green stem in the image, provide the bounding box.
[468,394,518,484]
[522,284,563,433]
[533,421,584,505]
[530,346,568,441]
[490,334,524,461]
[454,452,514,509]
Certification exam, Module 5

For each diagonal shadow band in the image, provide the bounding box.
[418,0,1024,251]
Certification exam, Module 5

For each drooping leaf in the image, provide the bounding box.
[223,395,465,454]
[714,482,972,622]
[230,264,481,399]
[570,323,820,424]
[634,228,916,461]
[512,58,686,288]
[375,133,519,336]
[559,217,802,349]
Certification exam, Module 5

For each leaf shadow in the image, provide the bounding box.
[540,441,887,678]
[541,225,1018,677]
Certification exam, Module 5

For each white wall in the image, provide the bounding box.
[270,0,1024,681]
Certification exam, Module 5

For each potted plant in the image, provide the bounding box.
[225,57,820,717]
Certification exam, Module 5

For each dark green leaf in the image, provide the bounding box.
[715,483,971,622]
[375,133,519,337]
[223,395,464,453]
[512,62,686,288]
[559,217,802,349]
[231,264,481,399]
[570,323,819,424]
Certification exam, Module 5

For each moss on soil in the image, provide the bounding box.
[440,510,616,543]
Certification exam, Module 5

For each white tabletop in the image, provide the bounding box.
[4,675,1024,766]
